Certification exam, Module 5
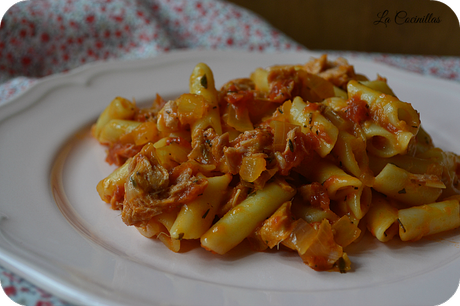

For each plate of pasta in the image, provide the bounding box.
[1,50,460,306]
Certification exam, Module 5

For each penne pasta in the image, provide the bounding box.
[136,210,181,252]
[398,198,460,241]
[367,152,443,177]
[96,157,131,209]
[333,130,372,181]
[335,185,372,222]
[304,158,362,201]
[93,97,137,140]
[362,121,413,158]
[359,79,396,96]
[170,173,232,240]
[373,163,444,206]
[347,80,420,135]
[200,180,296,255]
[289,96,338,157]
[364,192,399,242]
[347,80,420,157]
[189,63,222,135]
[98,119,142,145]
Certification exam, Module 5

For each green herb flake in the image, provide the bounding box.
[200,74,208,89]
[338,257,347,274]
[202,208,210,219]
[397,218,407,233]
[288,139,294,152]
[130,176,137,187]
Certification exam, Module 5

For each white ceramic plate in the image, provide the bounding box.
[1,50,460,306]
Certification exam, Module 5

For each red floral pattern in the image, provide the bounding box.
[1,266,72,305]
[0,0,303,105]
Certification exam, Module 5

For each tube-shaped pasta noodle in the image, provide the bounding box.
[136,216,163,238]
[333,86,348,99]
[322,97,348,112]
[365,192,399,242]
[368,153,443,178]
[170,173,232,240]
[289,96,338,157]
[96,158,131,206]
[305,158,362,201]
[362,122,413,158]
[189,63,222,134]
[398,198,460,241]
[119,121,160,146]
[347,80,420,157]
[292,203,339,224]
[157,211,181,252]
[333,130,372,181]
[98,119,142,145]
[411,125,434,154]
[359,80,396,96]
[321,103,354,133]
[93,97,136,139]
[298,70,336,101]
[190,63,218,103]
[373,163,444,206]
[347,80,419,135]
[137,211,181,252]
[335,186,372,221]
[270,120,298,152]
[200,180,296,254]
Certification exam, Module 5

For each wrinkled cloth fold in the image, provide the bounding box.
[0,1,459,306]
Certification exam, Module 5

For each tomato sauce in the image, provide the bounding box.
[344,97,370,124]
[106,142,143,166]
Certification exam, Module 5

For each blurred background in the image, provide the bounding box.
[227,0,460,56]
